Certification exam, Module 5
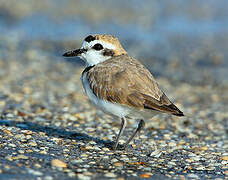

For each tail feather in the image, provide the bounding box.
[167,103,184,116]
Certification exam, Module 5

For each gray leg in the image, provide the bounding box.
[123,119,145,149]
[113,117,127,150]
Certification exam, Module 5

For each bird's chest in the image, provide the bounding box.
[81,72,100,106]
[80,72,129,118]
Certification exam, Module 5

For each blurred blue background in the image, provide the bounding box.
[0,0,227,84]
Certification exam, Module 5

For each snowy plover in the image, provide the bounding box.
[63,34,184,150]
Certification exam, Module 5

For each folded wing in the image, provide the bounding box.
[85,55,184,116]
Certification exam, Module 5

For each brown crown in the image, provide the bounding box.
[94,34,127,56]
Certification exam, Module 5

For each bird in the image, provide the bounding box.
[63,34,184,150]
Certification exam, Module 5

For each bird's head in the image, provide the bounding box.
[63,34,127,66]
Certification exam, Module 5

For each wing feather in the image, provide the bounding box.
[85,55,183,116]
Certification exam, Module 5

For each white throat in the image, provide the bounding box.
[80,50,111,66]
[80,40,115,66]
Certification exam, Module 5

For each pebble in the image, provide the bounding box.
[68,172,76,177]
[111,158,119,163]
[8,143,16,148]
[77,174,91,180]
[28,141,37,146]
[140,173,150,178]
[221,156,228,161]
[105,172,116,178]
[13,155,28,160]
[18,150,25,154]
[44,176,53,180]
[27,168,43,176]
[51,159,67,168]
[114,162,123,167]
[72,159,84,164]
[2,129,13,136]
[187,174,199,179]
[150,150,162,157]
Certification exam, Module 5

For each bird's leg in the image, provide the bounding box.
[123,119,145,149]
[113,117,127,150]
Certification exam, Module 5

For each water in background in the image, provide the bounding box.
[0,0,227,84]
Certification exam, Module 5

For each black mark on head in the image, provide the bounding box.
[103,49,114,56]
[85,35,96,43]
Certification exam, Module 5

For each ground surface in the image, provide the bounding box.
[0,1,228,180]
[0,39,227,180]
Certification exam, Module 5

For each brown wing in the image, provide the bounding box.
[85,55,183,116]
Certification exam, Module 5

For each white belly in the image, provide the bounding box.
[81,73,130,118]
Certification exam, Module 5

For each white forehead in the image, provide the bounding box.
[81,40,116,50]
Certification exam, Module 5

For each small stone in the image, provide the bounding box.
[63,148,69,152]
[102,147,110,151]
[14,155,28,160]
[21,130,33,135]
[18,150,25,154]
[93,147,101,151]
[192,156,201,161]
[26,135,32,139]
[68,172,76,177]
[187,174,199,179]
[28,141,37,146]
[169,142,176,147]
[196,166,205,170]
[83,172,93,176]
[140,173,150,178]
[83,165,90,168]
[34,164,42,168]
[220,156,228,161]
[14,134,25,139]
[8,143,16,148]
[40,150,47,154]
[81,154,88,157]
[88,161,96,165]
[26,149,33,153]
[77,173,91,180]
[111,158,119,163]
[2,129,13,136]
[103,156,109,159]
[200,146,208,151]
[84,145,92,150]
[51,159,67,168]
[27,168,43,176]
[120,157,129,161]
[117,178,125,180]
[44,176,53,180]
[72,159,84,164]
[114,162,123,167]
[105,172,116,178]
[144,167,152,171]
[150,149,162,157]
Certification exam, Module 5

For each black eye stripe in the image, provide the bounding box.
[85,35,96,43]
[93,43,103,51]
[103,49,114,56]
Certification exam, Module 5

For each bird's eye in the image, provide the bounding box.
[93,43,103,51]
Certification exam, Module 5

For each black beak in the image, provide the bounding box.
[62,48,86,57]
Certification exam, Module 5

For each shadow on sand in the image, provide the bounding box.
[0,119,114,148]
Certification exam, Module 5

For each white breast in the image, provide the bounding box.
[81,72,130,118]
